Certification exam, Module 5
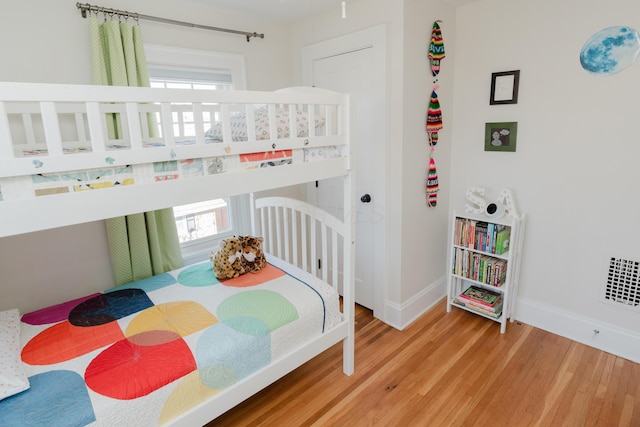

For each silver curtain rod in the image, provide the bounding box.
[76,2,264,42]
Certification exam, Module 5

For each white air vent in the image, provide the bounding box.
[602,255,640,309]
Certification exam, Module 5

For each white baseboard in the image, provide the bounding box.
[514,297,640,364]
[383,277,446,330]
[383,283,640,363]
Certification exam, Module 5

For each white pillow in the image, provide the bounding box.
[0,309,30,400]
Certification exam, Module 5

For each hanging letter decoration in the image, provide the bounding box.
[426,156,439,207]
[428,21,445,78]
[465,187,521,220]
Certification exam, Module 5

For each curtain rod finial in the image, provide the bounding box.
[77,2,90,18]
[246,32,265,42]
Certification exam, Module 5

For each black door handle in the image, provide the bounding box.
[360,194,371,203]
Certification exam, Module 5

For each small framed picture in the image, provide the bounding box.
[485,122,517,152]
[490,70,520,105]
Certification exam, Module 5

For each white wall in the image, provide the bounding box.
[290,0,406,324]
[0,0,293,89]
[290,0,640,361]
[451,0,640,361]
[290,0,456,326]
[398,0,456,325]
[0,0,295,313]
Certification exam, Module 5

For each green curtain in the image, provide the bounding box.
[89,16,183,285]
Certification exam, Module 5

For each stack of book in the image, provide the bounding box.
[452,249,508,287]
[454,285,503,318]
[453,217,511,255]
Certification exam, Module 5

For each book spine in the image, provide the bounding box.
[485,224,494,252]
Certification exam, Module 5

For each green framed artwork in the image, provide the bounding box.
[484,122,517,152]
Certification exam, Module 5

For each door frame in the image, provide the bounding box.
[302,25,387,318]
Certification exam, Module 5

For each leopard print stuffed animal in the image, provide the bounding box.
[238,235,267,273]
[210,236,245,279]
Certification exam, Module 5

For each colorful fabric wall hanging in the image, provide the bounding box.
[426,156,439,207]
[428,21,445,78]
[426,88,442,145]
[425,20,444,208]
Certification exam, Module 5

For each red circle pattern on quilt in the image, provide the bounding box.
[84,330,197,400]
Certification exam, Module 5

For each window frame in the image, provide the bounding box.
[177,194,251,265]
[144,44,248,90]
[144,44,251,264]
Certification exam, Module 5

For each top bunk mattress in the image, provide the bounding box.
[0,255,342,426]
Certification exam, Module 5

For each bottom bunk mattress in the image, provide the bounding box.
[1,256,342,426]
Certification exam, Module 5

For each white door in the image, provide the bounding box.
[303,26,386,314]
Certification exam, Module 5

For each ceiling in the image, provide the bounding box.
[205,0,344,23]
[203,0,483,23]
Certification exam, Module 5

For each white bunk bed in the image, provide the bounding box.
[0,82,354,426]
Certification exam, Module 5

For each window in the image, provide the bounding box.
[148,69,229,145]
[145,44,249,263]
[172,199,230,244]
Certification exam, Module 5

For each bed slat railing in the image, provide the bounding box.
[250,192,355,378]
[0,83,352,241]
[275,206,284,257]
[300,212,308,272]
[332,228,339,286]
[40,102,64,156]
[160,102,176,147]
[75,112,88,148]
[86,101,106,152]
[268,105,278,141]
[22,113,36,146]
[0,102,12,159]
[288,105,298,139]
[192,103,205,144]
[308,106,316,138]
[250,195,347,292]
[245,104,257,141]
[220,104,232,143]
[125,102,144,150]
[0,82,348,180]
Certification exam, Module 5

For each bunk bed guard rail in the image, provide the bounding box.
[0,82,352,237]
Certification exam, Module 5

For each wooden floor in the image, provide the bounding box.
[209,300,640,426]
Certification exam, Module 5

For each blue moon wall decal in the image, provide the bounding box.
[580,26,640,75]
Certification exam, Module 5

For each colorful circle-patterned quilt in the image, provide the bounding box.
[1,260,341,426]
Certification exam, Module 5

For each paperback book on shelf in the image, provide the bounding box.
[453,217,511,255]
[495,225,511,255]
[454,298,503,318]
[458,285,501,306]
[454,286,503,318]
[451,249,508,287]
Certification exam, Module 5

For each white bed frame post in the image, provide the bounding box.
[249,189,356,376]
[343,94,355,376]
[245,89,355,377]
